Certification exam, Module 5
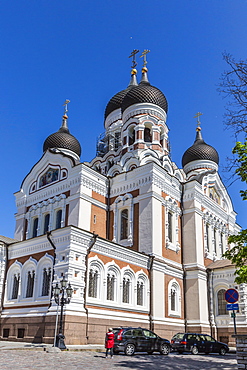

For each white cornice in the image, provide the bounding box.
[93,238,149,268]
[122,103,167,124]
[110,162,182,201]
[153,258,183,279]
[184,159,218,175]
[80,173,107,197]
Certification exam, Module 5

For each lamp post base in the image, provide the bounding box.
[55,333,67,350]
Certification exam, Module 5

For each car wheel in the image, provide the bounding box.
[219,347,226,356]
[178,350,183,354]
[191,346,199,355]
[124,343,135,356]
[160,343,170,355]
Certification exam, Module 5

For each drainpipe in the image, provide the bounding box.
[180,183,187,332]
[207,269,216,338]
[46,232,57,310]
[148,254,155,332]
[46,231,58,343]
[106,177,111,240]
[0,242,9,314]
[84,232,98,343]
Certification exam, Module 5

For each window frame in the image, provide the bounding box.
[168,279,181,317]
[217,288,228,316]
[113,194,134,247]
[43,213,50,234]
[32,217,39,238]
[87,258,104,302]
[165,197,181,253]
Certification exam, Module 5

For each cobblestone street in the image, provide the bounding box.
[0,350,237,370]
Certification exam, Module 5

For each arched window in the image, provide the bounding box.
[43,214,50,234]
[137,280,144,306]
[114,132,121,150]
[41,267,51,296]
[26,270,35,298]
[220,233,224,256]
[88,269,98,298]
[32,218,39,238]
[11,273,20,299]
[168,280,181,316]
[206,223,209,251]
[218,289,227,315]
[122,277,130,303]
[214,228,217,254]
[55,210,62,229]
[107,272,115,301]
[120,209,128,240]
[171,288,176,311]
[168,211,173,242]
[129,128,135,145]
[113,194,134,247]
[144,127,152,142]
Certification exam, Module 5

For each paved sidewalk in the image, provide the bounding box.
[0,340,104,351]
[0,340,236,353]
[0,349,238,370]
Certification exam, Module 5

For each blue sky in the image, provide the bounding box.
[1,0,247,238]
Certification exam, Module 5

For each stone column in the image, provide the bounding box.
[233,335,247,369]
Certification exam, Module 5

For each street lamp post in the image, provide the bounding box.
[53,277,73,350]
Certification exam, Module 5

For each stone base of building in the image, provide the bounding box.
[0,314,185,345]
[185,324,211,335]
[218,327,247,348]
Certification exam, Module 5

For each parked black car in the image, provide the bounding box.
[113,327,171,356]
[171,333,229,355]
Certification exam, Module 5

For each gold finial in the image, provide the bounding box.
[140,49,150,71]
[129,49,139,73]
[62,99,70,119]
[194,112,203,131]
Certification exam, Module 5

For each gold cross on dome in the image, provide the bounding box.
[129,49,139,69]
[194,112,203,129]
[140,49,150,67]
[63,99,70,114]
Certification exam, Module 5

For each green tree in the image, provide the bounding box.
[225,231,247,284]
[220,54,247,283]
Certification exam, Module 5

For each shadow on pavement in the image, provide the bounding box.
[93,352,237,370]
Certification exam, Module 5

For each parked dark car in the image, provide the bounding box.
[113,327,171,356]
[171,333,229,355]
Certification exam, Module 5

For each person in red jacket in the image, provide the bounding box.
[105,328,115,358]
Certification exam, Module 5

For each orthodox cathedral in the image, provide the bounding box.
[0,51,246,346]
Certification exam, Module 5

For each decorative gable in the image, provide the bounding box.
[29,165,68,194]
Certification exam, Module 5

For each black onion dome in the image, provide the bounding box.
[43,126,81,157]
[104,87,131,119]
[121,70,168,113]
[182,129,219,167]
[104,72,138,119]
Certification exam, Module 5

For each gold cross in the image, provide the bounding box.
[194,112,203,129]
[63,99,70,114]
[140,49,150,67]
[129,49,139,69]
